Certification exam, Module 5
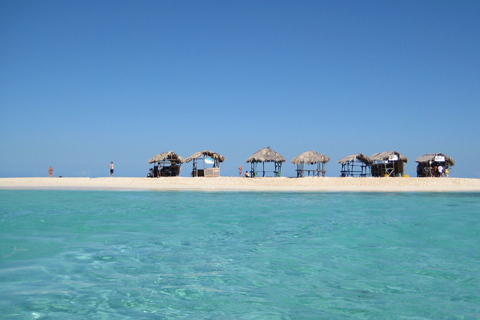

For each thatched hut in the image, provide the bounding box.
[415,153,455,177]
[148,151,184,177]
[246,147,286,177]
[370,151,409,177]
[184,150,226,177]
[338,153,373,177]
[291,151,330,177]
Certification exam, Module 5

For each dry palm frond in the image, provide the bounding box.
[291,151,330,165]
[246,147,286,163]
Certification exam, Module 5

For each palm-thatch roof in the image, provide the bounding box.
[291,151,330,165]
[184,150,226,163]
[415,153,455,166]
[338,153,373,165]
[246,147,286,163]
[148,151,184,164]
[370,151,409,163]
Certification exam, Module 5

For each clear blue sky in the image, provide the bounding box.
[1,1,479,178]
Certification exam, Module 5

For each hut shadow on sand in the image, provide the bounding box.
[291,151,330,177]
[415,153,455,177]
[184,150,226,177]
[148,151,184,177]
[246,147,286,177]
[338,153,373,177]
[370,151,409,177]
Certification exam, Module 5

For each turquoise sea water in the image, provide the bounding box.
[1,190,479,319]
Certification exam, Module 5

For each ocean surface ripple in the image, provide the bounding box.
[1,190,479,319]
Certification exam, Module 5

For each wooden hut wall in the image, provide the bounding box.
[371,160,405,177]
[395,161,405,176]
[191,156,221,177]
[185,151,224,177]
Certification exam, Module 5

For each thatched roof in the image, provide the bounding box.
[338,153,373,165]
[184,150,226,163]
[148,151,184,164]
[291,151,330,165]
[246,147,286,163]
[370,151,409,163]
[415,153,455,166]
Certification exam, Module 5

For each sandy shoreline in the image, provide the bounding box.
[1,177,480,192]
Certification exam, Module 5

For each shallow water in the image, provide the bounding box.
[1,190,479,319]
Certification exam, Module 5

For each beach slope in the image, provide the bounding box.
[1,177,480,192]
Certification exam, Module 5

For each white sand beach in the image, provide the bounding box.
[1,177,480,192]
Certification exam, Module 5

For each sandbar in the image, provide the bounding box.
[1,177,480,192]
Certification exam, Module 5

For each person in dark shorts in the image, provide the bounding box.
[109,162,114,177]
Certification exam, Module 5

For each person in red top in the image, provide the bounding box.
[48,166,53,177]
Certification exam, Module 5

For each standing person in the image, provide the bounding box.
[109,162,114,177]
[48,166,53,177]
[238,165,243,177]
[438,165,444,177]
